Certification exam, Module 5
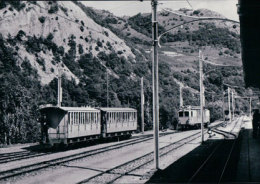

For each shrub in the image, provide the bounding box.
[60,6,68,15]
[117,50,123,55]
[104,31,109,37]
[78,44,84,54]
[38,16,46,23]
[97,40,103,47]
[48,4,59,14]
[193,10,200,15]
[80,20,84,26]
[47,33,54,40]
[80,26,84,32]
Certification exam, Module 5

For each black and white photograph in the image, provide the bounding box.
[0,0,260,183]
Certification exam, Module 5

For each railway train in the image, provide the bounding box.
[178,106,210,130]
[39,105,137,146]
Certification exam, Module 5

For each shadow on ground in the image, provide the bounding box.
[147,130,248,183]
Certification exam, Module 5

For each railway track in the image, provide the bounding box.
[76,122,226,184]
[0,131,175,181]
[0,132,175,165]
[0,151,52,164]
[0,121,227,182]
[211,117,242,139]
[76,131,203,184]
[187,117,244,183]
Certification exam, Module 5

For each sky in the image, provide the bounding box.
[83,0,239,21]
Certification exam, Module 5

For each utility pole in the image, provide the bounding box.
[223,90,226,121]
[180,86,183,107]
[228,87,231,123]
[57,67,62,107]
[141,77,144,134]
[107,71,109,107]
[152,0,159,169]
[199,50,204,143]
[232,90,235,119]
[249,97,252,118]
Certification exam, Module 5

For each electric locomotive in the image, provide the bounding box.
[178,106,210,130]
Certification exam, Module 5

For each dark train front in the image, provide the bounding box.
[39,105,137,146]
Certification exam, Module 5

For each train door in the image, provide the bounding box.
[101,111,107,138]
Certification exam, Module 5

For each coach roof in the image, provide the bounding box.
[99,107,136,112]
[39,105,99,112]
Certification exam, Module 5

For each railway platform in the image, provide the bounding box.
[147,117,260,183]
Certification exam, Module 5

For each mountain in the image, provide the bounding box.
[0,1,255,144]
[0,1,134,84]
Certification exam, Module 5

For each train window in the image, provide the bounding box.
[73,112,75,124]
[68,112,70,125]
[191,111,193,117]
[179,112,183,117]
[185,111,189,117]
[113,112,115,122]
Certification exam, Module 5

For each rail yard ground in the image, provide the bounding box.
[0,117,249,184]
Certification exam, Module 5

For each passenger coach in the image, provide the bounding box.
[39,105,138,146]
[100,108,137,138]
[39,105,101,145]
